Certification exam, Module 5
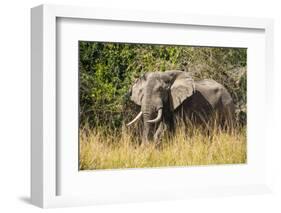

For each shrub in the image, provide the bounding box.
[79,42,247,129]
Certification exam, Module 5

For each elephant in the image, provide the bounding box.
[126,70,235,144]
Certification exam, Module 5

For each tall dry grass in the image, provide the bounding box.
[79,125,246,170]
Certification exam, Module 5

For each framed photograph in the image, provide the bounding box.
[31,4,274,208]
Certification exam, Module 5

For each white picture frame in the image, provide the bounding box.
[31,4,274,208]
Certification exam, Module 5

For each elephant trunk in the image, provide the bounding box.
[142,111,151,144]
[141,98,163,143]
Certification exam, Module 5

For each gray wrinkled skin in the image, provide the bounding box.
[128,70,234,144]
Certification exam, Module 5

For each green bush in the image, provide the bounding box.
[79,42,247,129]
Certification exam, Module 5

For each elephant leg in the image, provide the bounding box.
[153,122,166,143]
[223,105,235,133]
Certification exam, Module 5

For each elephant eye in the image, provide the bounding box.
[158,87,164,92]
[154,86,162,92]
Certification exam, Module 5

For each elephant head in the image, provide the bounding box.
[127,70,195,143]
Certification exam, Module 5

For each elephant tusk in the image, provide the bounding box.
[126,111,143,126]
[147,108,163,124]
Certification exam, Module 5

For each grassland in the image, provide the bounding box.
[79,126,246,170]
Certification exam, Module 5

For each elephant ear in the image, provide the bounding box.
[130,73,149,106]
[170,72,195,110]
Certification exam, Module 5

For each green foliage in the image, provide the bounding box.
[79,42,247,128]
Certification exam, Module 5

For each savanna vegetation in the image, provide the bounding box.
[79,41,247,170]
